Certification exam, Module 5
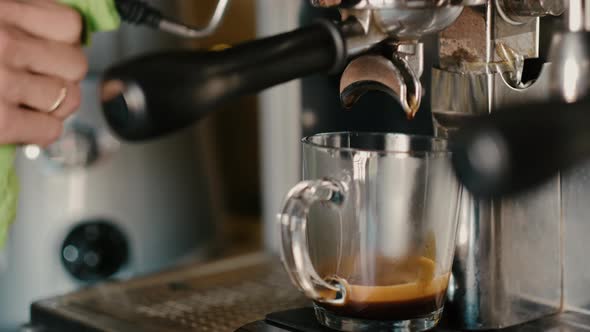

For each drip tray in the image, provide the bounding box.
[31,253,308,332]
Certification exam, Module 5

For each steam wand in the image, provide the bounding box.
[114,0,230,38]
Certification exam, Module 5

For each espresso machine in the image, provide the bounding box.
[23,0,590,331]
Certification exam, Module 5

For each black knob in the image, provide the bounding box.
[61,220,129,282]
[452,99,590,197]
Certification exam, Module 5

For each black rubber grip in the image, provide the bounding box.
[452,99,590,197]
[100,20,346,141]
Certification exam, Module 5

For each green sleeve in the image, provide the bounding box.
[0,1,121,249]
[59,0,121,43]
[0,146,18,249]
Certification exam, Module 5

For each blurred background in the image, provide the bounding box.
[0,1,434,329]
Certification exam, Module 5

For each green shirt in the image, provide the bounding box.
[0,0,120,249]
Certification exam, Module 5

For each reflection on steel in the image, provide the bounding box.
[497,0,564,24]
[371,6,463,40]
[548,32,590,103]
[547,0,590,102]
[439,8,539,75]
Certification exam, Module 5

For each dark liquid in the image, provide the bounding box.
[317,287,446,321]
[315,256,449,321]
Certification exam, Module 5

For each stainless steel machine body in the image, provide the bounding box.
[306,0,575,330]
[548,0,590,319]
[431,6,563,330]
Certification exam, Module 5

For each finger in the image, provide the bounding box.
[0,1,83,44]
[0,69,67,112]
[51,82,81,120]
[0,105,62,146]
[0,28,88,81]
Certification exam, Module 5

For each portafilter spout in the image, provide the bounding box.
[340,45,423,119]
[334,4,462,118]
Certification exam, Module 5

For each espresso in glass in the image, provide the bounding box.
[316,255,450,321]
[280,133,461,332]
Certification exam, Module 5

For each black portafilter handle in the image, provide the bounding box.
[452,99,590,197]
[100,20,346,141]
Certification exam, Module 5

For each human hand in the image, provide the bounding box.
[0,0,88,146]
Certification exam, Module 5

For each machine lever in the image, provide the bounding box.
[100,20,346,141]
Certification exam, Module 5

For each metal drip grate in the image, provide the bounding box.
[130,269,306,330]
[31,253,309,332]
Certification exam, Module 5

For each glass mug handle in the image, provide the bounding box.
[279,179,346,305]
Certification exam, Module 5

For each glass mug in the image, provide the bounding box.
[279,132,462,331]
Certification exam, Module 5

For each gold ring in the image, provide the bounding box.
[47,87,67,113]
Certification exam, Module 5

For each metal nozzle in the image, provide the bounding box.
[339,53,422,119]
[115,0,230,38]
